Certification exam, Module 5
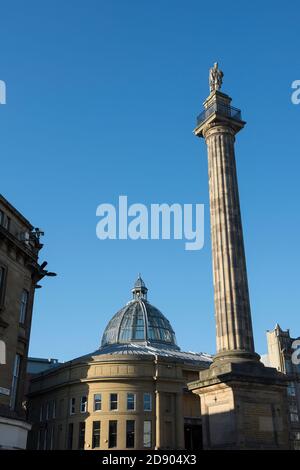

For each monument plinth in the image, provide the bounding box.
[188,64,290,449]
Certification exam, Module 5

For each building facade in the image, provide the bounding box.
[0,194,54,449]
[27,277,211,450]
[262,324,300,449]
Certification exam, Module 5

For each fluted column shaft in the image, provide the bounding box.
[204,124,255,356]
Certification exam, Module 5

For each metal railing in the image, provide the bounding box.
[196,102,242,127]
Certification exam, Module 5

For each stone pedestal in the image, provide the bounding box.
[189,361,289,449]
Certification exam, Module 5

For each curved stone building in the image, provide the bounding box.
[27,277,211,450]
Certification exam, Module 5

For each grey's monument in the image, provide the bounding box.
[188,64,290,449]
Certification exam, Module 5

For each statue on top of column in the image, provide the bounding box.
[209,62,224,93]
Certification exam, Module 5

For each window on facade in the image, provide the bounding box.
[19,289,29,324]
[108,421,117,448]
[288,382,296,396]
[0,211,10,230]
[44,428,48,450]
[52,400,56,419]
[46,402,50,420]
[94,394,102,411]
[78,422,86,450]
[10,354,21,410]
[165,393,172,413]
[59,398,64,418]
[291,413,299,423]
[39,404,43,422]
[40,429,45,450]
[290,403,298,414]
[143,420,152,448]
[3,216,10,230]
[127,393,135,411]
[0,266,6,305]
[290,402,299,424]
[110,393,118,410]
[286,359,293,374]
[80,396,87,413]
[92,421,100,449]
[143,393,152,411]
[126,420,135,448]
[67,423,73,450]
[37,429,42,450]
[70,397,76,415]
[50,426,54,450]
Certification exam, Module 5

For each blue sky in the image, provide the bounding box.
[0,1,299,361]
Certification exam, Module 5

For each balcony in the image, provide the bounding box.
[196,102,242,128]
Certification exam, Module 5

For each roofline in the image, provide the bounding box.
[29,348,212,381]
[0,193,34,229]
[28,357,59,363]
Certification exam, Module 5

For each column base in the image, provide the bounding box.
[188,361,290,450]
[212,349,261,367]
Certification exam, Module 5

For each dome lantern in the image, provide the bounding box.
[132,274,148,300]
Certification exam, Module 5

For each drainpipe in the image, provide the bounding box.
[154,355,161,450]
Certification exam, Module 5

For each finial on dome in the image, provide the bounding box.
[132,274,148,300]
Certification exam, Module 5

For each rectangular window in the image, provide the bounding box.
[94,393,102,411]
[291,413,299,423]
[3,216,10,230]
[143,421,152,448]
[108,421,117,448]
[0,211,10,230]
[126,420,135,448]
[52,400,56,419]
[39,429,45,450]
[80,395,87,413]
[50,426,54,450]
[59,398,64,418]
[143,393,152,411]
[78,422,86,450]
[92,421,101,449]
[285,360,293,374]
[127,393,135,411]
[37,429,42,450]
[110,393,118,411]
[0,266,6,306]
[19,289,29,324]
[70,397,76,415]
[46,402,50,420]
[44,428,48,450]
[290,403,298,414]
[10,354,21,410]
[67,423,73,450]
[40,404,43,422]
[288,382,296,397]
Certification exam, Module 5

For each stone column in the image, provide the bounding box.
[193,89,260,364]
[175,392,184,449]
[204,122,257,362]
[188,74,290,450]
[155,390,161,449]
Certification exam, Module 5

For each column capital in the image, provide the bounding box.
[194,90,245,139]
[201,122,237,140]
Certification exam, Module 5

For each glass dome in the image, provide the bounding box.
[101,276,179,349]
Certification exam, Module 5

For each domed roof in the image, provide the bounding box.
[101,276,179,349]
